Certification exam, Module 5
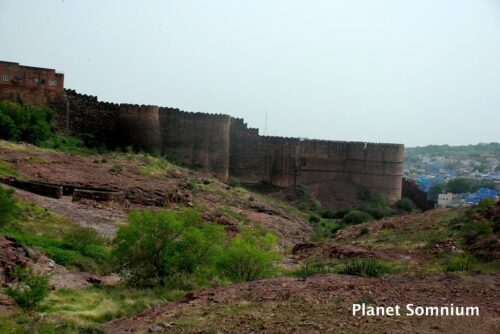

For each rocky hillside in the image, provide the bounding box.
[105,202,500,333]
[0,139,498,333]
[0,140,312,246]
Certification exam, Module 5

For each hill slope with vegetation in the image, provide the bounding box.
[0,102,498,333]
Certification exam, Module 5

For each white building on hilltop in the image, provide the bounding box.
[437,193,469,208]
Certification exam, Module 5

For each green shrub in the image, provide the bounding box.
[395,197,416,212]
[0,101,55,144]
[343,210,373,225]
[113,209,224,287]
[125,145,134,154]
[62,227,110,266]
[0,185,17,227]
[310,219,345,241]
[309,215,320,223]
[63,226,105,251]
[359,227,370,236]
[359,189,386,204]
[320,210,336,219]
[216,227,281,282]
[428,183,445,202]
[4,266,50,311]
[453,219,492,245]
[0,160,17,177]
[443,255,476,272]
[4,229,110,274]
[334,208,351,219]
[360,204,390,219]
[340,258,391,277]
[109,164,123,173]
[477,198,494,210]
[228,177,241,187]
[330,222,346,235]
[186,177,196,190]
[77,324,106,334]
[113,209,280,287]
[446,177,475,194]
[290,257,335,278]
[358,190,391,219]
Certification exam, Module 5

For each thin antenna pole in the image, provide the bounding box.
[264,108,268,135]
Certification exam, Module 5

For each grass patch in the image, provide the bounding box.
[42,285,186,323]
[228,177,241,187]
[310,219,346,241]
[0,312,89,334]
[290,257,406,278]
[0,160,18,177]
[39,135,109,156]
[0,201,112,274]
[0,139,30,151]
[442,254,477,272]
[0,286,186,332]
[215,206,250,223]
[256,193,309,220]
[372,228,447,249]
[339,258,393,277]
[289,257,336,278]
[135,153,176,178]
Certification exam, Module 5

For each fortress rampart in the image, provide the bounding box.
[119,104,161,152]
[0,61,404,207]
[50,89,121,147]
[228,119,403,206]
[159,108,232,180]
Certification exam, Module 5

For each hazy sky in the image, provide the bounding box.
[1,0,499,147]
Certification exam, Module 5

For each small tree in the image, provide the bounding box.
[113,209,225,287]
[0,101,55,144]
[114,209,282,287]
[395,197,416,212]
[228,177,241,187]
[446,178,475,194]
[427,183,445,202]
[4,267,50,312]
[343,210,373,225]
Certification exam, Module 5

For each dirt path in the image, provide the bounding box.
[11,186,127,237]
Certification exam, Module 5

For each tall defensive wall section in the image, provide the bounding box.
[0,61,404,208]
[229,118,403,207]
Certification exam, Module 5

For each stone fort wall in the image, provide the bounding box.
[229,119,403,206]
[159,108,232,180]
[49,89,121,147]
[0,63,404,207]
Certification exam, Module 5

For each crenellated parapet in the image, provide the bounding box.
[47,89,121,146]
[117,104,161,153]
[227,125,404,206]
[0,61,404,208]
[159,107,232,180]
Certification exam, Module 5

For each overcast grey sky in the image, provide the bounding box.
[1,0,499,147]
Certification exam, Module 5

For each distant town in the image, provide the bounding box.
[404,143,500,208]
